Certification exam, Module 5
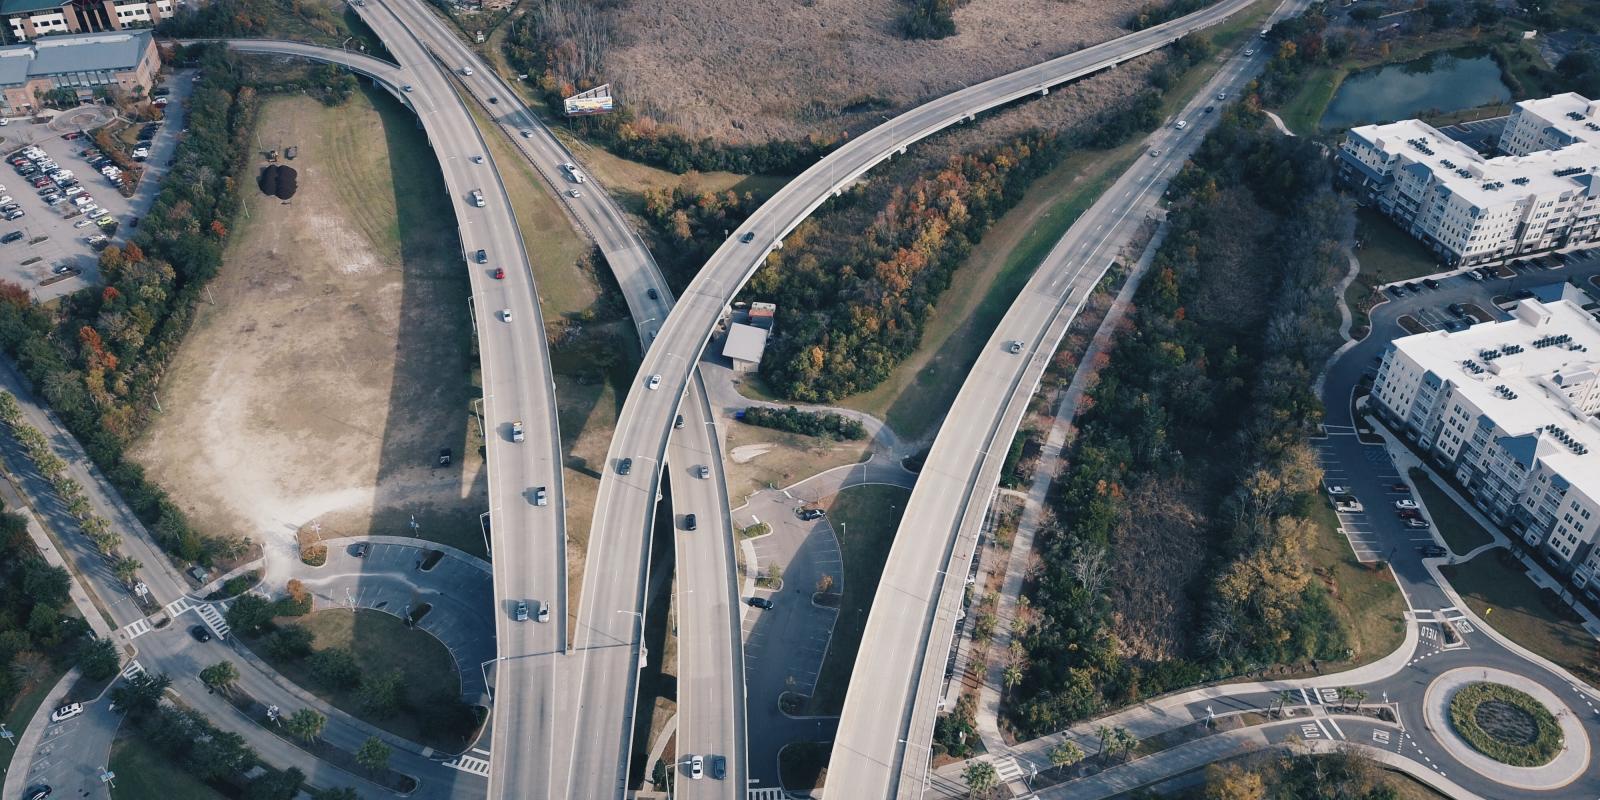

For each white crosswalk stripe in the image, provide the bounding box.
[164,596,192,617]
[992,755,1024,781]
[746,790,791,800]
[443,754,490,777]
[120,659,146,680]
[121,618,152,639]
[196,602,230,640]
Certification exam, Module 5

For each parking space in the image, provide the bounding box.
[1436,115,1507,154]
[0,69,193,302]
[1315,436,1441,566]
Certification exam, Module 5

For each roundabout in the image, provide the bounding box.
[1424,666,1590,790]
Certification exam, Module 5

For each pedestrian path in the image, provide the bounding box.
[164,595,192,617]
[121,617,152,639]
[746,789,790,800]
[443,748,491,777]
[195,601,230,639]
[120,659,146,680]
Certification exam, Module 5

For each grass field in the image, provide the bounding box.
[1443,551,1600,685]
[800,485,910,716]
[110,733,227,800]
[254,609,466,752]
[0,664,69,777]
[1307,502,1407,669]
[1413,475,1496,554]
[1347,207,1443,331]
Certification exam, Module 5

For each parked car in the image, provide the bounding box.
[1390,483,1410,493]
[1,231,22,244]
[1419,544,1448,558]
[1326,485,1349,495]
[1423,278,1441,289]
[1447,303,1466,316]
[24,784,51,800]
[49,703,83,722]
[4,210,22,221]
[1394,499,1418,510]
[1334,498,1363,513]
[747,596,774,609]
[1405,517,1430,529]
[1398,508,1421,520]
[797,508,826,521]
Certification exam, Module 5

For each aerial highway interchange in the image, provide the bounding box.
[7,0,1600,798]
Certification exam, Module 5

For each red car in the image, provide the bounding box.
[492,267,505,279]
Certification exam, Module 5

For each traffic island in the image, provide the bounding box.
[1448,682,1562,766]
[1422,667,1590,790]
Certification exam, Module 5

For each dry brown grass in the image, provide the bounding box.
[605,0,1148,143]
[1107,477,1208,662]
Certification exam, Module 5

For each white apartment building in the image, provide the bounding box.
[1337,93,1600,267]
[1370,293,1600,588]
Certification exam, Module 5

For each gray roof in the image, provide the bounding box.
[0,0,67,15]
[0,30,152,87]
[722,323,769,364]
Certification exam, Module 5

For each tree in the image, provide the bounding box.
[76,635,120,679]
[1204,762,1266,800]
[962,760,999,798]
[285,708,325,742]
[816,573,834,594]
[199,660,239,695]
[244,766,305,800]
[309,648,362,690]
[356,735,391,775]
[1107,727,1138,762]
[1096,724,1113,756]
[264,626,315,660]
[110,671,170,717]
[225,594,275,636]
[187,727,252,780]
[112,556,142,586]
[1002,663,1024,699]
[1048,740,1085,770]
[360,669,405,718]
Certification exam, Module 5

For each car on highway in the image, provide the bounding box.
[711,755,726,779]
[1395,498,1418,510]
[1243,48,1255,56]
[535,600,549,623]
[515,601,529,622]
[533,486,547,506]
[747,597,774,609]
[521,129,533,138]
[492,267,505,279]
[50,703,83,722]
[1007,340,1023,354]
[460,66,474,76]
[647,288,659,300]
[696,465,710,479]
[403,84,413,92]
[740,232,755,243]
[617,458,632,475]
[689,755,704,780]
[1174,120,1188,130]
[683,513,697,531]
[1149,148,1161,157]
[1216,91,1227,100]
[501,308,513,322]
[191,625,212,642]
[471,155,484,164]
[647,374,661,390]
[475,249,488,264]
[567,189,581,198]
[488,96,499,104]
[511,420,525,442]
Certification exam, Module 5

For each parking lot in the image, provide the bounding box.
[0,70,193,302]
[1378,247,1600,335]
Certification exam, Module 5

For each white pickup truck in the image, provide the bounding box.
[470,189,485,207]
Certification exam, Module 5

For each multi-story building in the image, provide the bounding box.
[1370,292,1600,589]
[0,29,158,116]
[1337,93,1600,267]
[1,0,173,42]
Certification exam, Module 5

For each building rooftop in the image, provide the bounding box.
[0,0,67,16]
[0,29,153,87]
[722,322,769,364]
[1394,296,1600,495]
[1347,117,1600,211]
[1511,92,1600,150]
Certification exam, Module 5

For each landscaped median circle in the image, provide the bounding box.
[1448,682,1562,766]
[1423,667,1590,790]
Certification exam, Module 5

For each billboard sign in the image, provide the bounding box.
[564,84,615,116]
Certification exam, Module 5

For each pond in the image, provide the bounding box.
[1320,50,1512,131]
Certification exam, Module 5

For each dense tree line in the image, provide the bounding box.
[898,0,967,40]
[1005,107,1355,738]
[158,0,346,41]
[0,47,257,567]
[502,2,831,175]
[1128,0,1212,31]
[0,504,88,713]
[640,184,762,290]
[740,406,867,440]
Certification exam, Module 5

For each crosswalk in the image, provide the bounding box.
[747,789,791,800]
[122,617,152,639]
[120,659,146,680]
[443,749,491,777]
[196,602,231,639]
[164,596,192,617]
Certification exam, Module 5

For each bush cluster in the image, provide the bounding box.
[0,503,86,706]
[1448,682,1563,767]
[0,46,258,567]
[898,0,965,40]
[740,406,867,441]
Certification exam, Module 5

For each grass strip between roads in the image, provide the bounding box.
[109,732,228,800]
[1411,474,1496,554]
[1441,551,1600,686]
[799,484,911,716]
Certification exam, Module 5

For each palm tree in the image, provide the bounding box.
[112,556,142,587]
[1350,688,1368,712]
[962,761,998,798]
[1096,724,1113,756]
[1276,690,1297,718]
[1048,740,1085,771]
[1336,686,1356,711]
[199,660,239,695]
[1110,727,1139,762]
[285,708,326,743]
[356,736,391,775]
[1002,664,1024,699]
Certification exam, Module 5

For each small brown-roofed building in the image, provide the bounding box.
[722,322,769,374]
[748,301,776,330]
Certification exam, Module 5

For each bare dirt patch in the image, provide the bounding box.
[606,0,1147,144]
[722,423,869,502]
[131,89,484,566]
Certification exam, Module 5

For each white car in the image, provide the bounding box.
[520,129,533,138]
[1395,499,1419,510]
[74,218,94,228]
[501,308,513,322]
[73,195,94,206]
[50,703,83,722]
[647,374,661,391]
[561,162,576,172]
[689,754,704,779]
[567,189,581,198]
[402,84,414,92]
[1326,485,1349,496]
[1243,48,1256,56]
[64,186,83,197]
[460,66,474,76]
[0,196,10,206]
[1174,120,1188,130]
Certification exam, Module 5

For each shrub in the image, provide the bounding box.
[1448,682,1563,766]
[225,594,276,637]
[263,626,315,660]
[309,647,362,690]
[740,406,867,440]
[76,635,121,680]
